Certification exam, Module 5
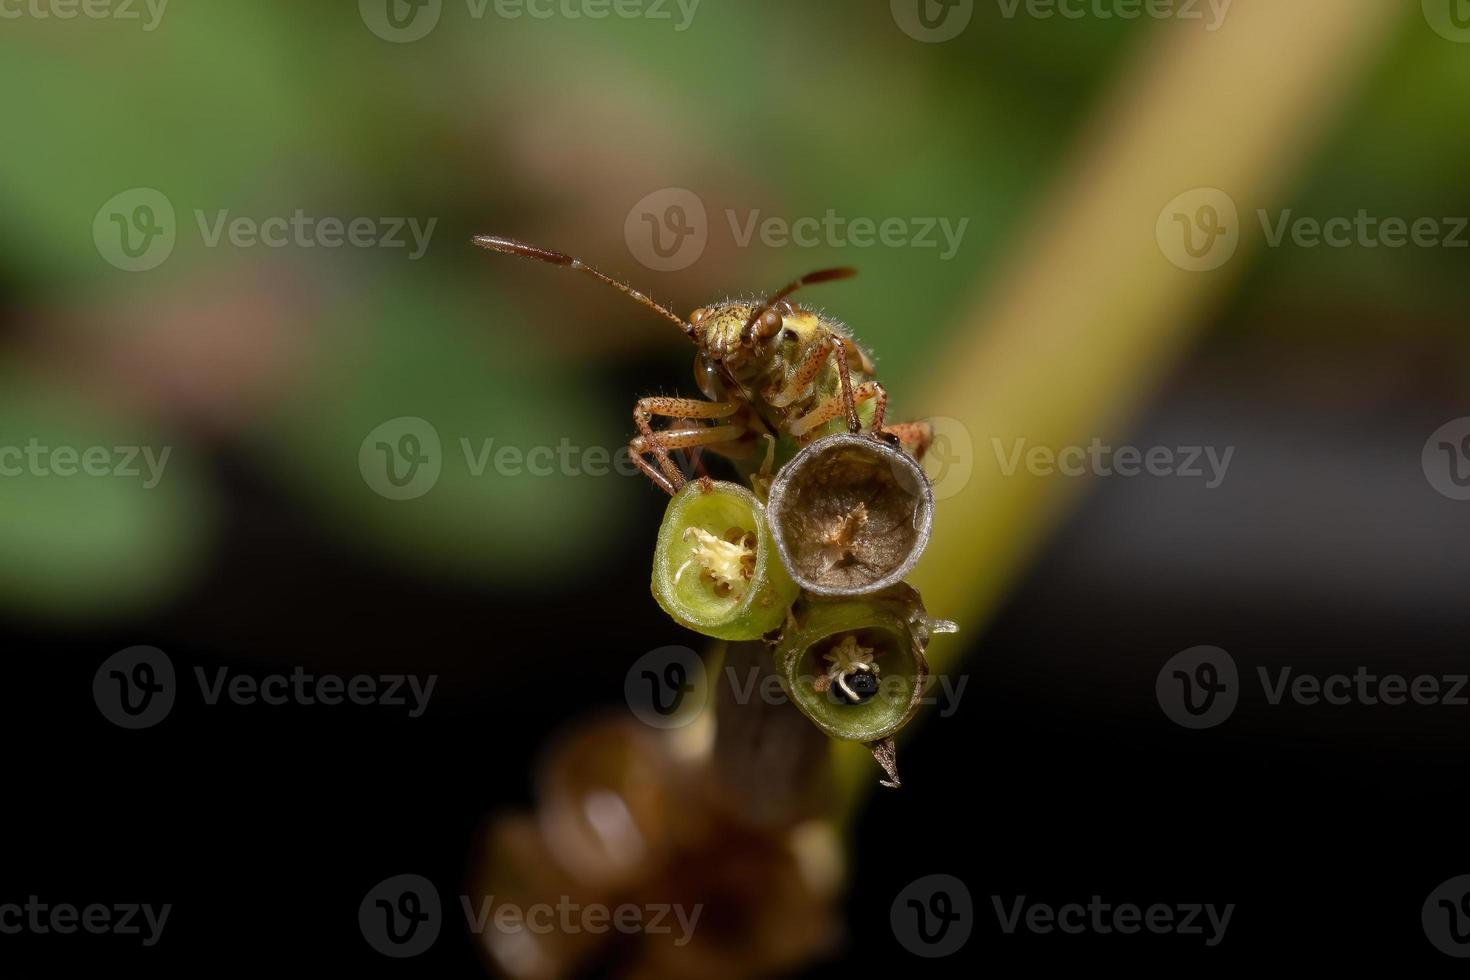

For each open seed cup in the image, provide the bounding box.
[765,433,934,597]
[772,586,933,744]
[652,480,801,641]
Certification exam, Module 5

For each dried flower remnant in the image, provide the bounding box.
[472,713,844,980]
[813,634,880,705]
[677,526,757,601]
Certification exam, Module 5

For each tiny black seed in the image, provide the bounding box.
[836,671,881,705]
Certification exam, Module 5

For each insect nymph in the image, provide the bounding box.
[472,235,934,493]
[475,235,948,788]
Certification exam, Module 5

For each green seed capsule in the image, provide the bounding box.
[652,481,800,641]
[772,586,932,744]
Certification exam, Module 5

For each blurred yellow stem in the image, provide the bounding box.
[836,0,1406,805]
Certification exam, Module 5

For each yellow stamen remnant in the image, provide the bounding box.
[677,525,756,600]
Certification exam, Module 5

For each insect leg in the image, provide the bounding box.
[788,381,882,440]
[633,408,684,492]
[632,397,743,494]
[832,346,860,434]
[764,338,835,408]
[882,420,934,460]
[865,381,888,432]
[632,425,746,451]
[630,424,749,495]
[630,451,678,495]
[637,396,743,420]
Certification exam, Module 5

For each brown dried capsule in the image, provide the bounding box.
[765,432,934,597]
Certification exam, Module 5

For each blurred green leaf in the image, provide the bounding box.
[0,361,213,620]
[252,268,630,586]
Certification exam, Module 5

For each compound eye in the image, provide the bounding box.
[756,309,783,339]
[690,307,709,326]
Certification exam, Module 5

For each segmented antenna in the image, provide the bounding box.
[472,235,695,338]
[741,267,858,341]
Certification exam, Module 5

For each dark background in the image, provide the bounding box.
[7,340,1470,973]
[3,0,1469,974]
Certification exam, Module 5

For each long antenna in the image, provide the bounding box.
[472,235,695,338]
[741,266,857,341]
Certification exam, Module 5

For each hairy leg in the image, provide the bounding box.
[764,338,834,408]
[882,420,934,460]
[788,381,882,440]
[632,396,742,493]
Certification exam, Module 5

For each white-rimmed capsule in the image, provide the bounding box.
[765,433,934,597]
